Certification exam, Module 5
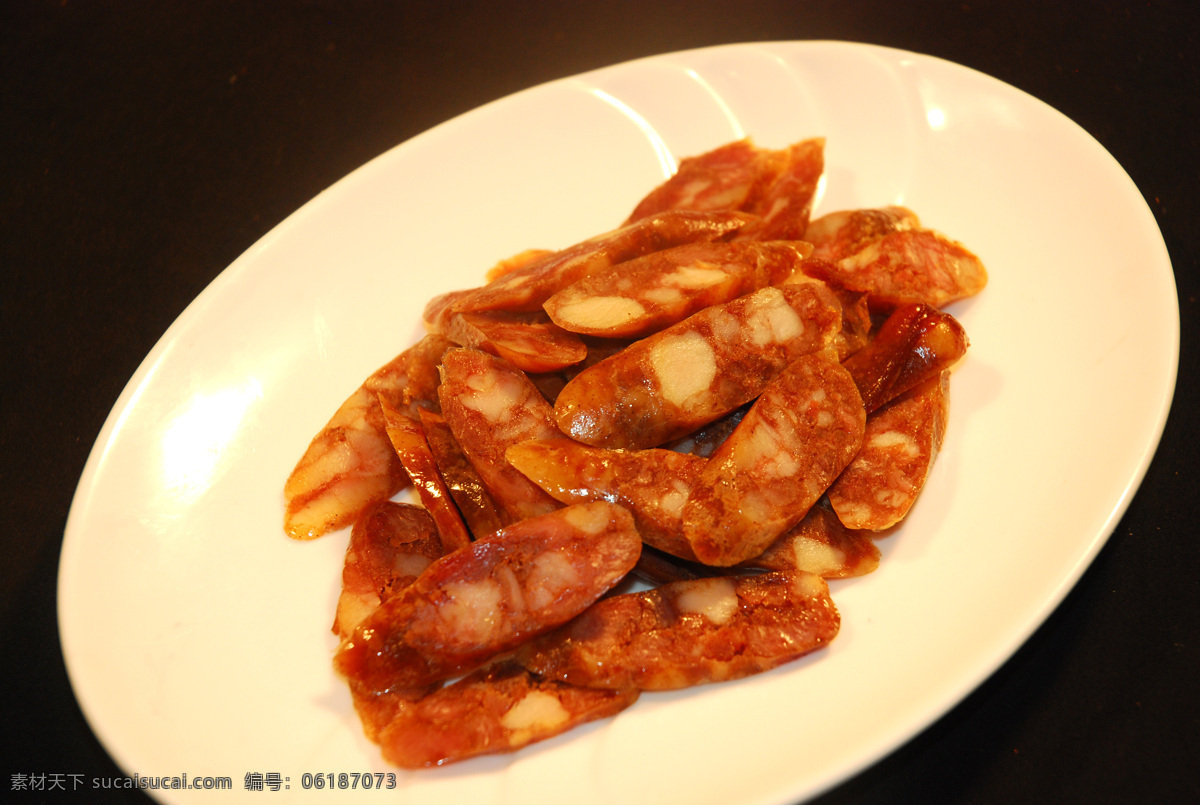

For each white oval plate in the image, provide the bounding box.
[60,41,1178,804]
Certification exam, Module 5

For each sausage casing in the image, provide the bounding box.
[519,570,839,690]
[682,348,866,566]
[437,348,563,524]
[554,284,843,449]
[828,371,950,530]
[333,502,642,691]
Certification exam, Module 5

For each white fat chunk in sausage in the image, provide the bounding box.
[459,371,525,421]
[650,331,718,408]
[831,500,872,526]
[439,577,509,642]
[495,272,533,290]
[642,286,684,305]
[676,577,740,625]
[556,296,646,330]
[298,438,357,484]
[500,690,571,739]
[664,264,728,289]
[745,288,804,347]
[868,429,921,457]
[392,553,434,579]
[734,420,798,476]
[875,488,912,507]
[660,479,691,517]
[737,489,778,526]
[674,178,711,209]
[562,502,611,534]
[790,537,847,577]
[336,592,379,634]
[792,571,828,599]
[706,306,742,343]
[525,551,582,612]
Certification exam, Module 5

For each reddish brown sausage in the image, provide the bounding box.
[377,663,638,768]
[334,502,642,692]
[439,210,753,315]
[519,570,839,690]
[437,348,563,524]
[805,226,987,313]
[543,240,810,338]
[741,502,880,578]
[506,437,706,561]
[803,206,920,263]
[442,310,587,373]
[416,409,505,539]
[624,139,787,223]
[332,501,445,640]
[284,334,454,540]
[379,400,472,552]
[554,284,843,449]
[682,348,866,566]
[828,371,950,530]
[843,303,967,413]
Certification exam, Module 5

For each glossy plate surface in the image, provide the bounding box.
[60,41,1178,804]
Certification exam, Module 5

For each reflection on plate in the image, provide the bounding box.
[60,41,1177,804]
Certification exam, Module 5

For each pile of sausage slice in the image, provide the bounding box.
[283,136,986,768]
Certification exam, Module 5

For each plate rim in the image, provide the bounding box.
[58,38,1181,805]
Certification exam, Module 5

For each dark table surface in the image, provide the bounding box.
[3,2,1197,803]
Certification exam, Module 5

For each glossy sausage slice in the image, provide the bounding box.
[506,437,706,561]
[741,503,880,578]
[543,240,810,339]
[377,662,638,768]
[438,210,753,315]
[519,570,839,690]
[843,303,967,413]
[332,501,445,641]
[334,503,448,741]
[734,137,825,241]
[554,284,843,449]
[782,270,872,359]
[333,502,642,692]
[437,348,562,524]
[803,206,921,263]
[625,137,825,242]
[283,334,454,540]
[379,400,472,552]
[416,409,504,539]
[682,348,866,566]
[828,371,950,530]
[442,310,587,373]
[623,139,788,223]
[806,227,988,312]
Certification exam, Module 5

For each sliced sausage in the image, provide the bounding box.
[803,206,921,263]
[334,502,642,692]
[440,210,753,315]
[379,400,472,552]
[843,302,967,413]
[377,662,638,768]
[741,502,880,578]
[554,284,843,449]
[828,371,950,530]
[437,348,563,524]
[332,501,445,641]
[682,348,866,566]
[506,437,705,561]
[543,240,809,338]
[284,334,454,540]
[519,570,839,690]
